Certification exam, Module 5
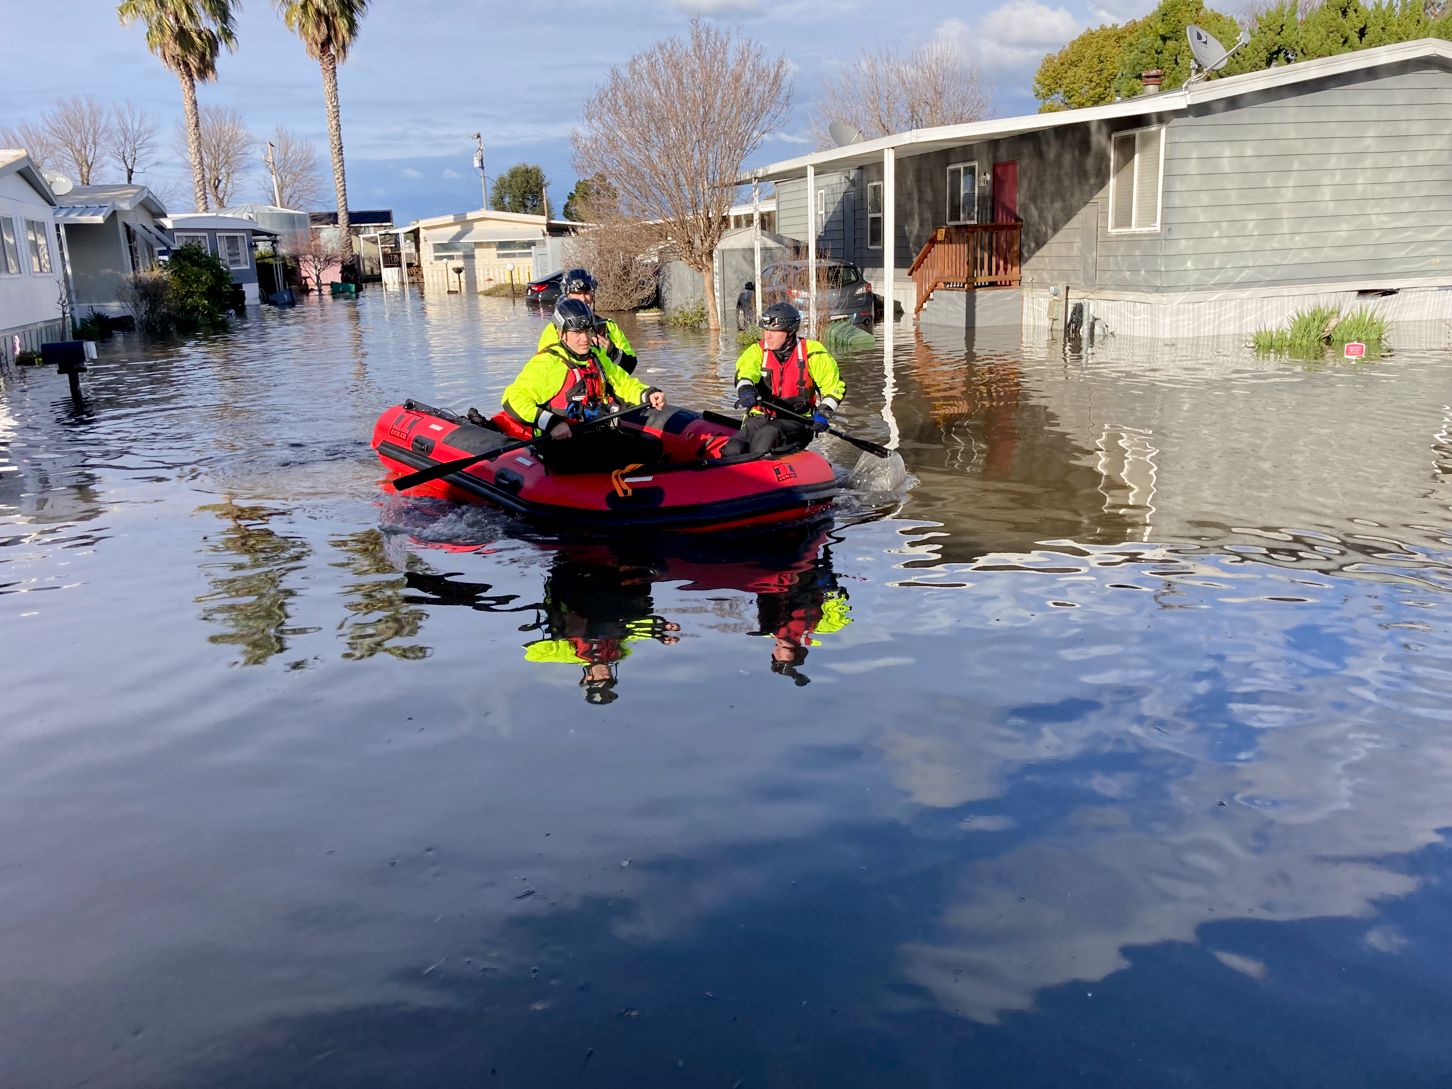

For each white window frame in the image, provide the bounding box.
[0,217,21,275]
[174,231,211,253]
[946,161,977,225]
[866,181,883,250]
[218,232,250,270]
[25,220,52,274]
[1107,124,1166,234]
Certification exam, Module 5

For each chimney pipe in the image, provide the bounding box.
[1141,69,1164,94]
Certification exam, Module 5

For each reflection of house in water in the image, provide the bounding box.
[331,528,430,661]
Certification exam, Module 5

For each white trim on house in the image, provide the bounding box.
[867,181,883,250]
[174,231,211,252]
[218,232,249,269]
[1107,124,1167,234]
[946,161,977,225]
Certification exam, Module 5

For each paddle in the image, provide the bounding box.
[758,394,891,459]
[390,403,646,492]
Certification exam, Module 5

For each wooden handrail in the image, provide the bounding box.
[909,222,1022,313]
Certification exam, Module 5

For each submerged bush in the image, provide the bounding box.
[665,300,708,329]
[1252,305,1387,360]
[120,270,172,336]
[166,245,234,332]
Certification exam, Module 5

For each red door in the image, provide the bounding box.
[992,160,1018,223]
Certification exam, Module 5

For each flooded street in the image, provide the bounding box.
[5,294,1452,1087]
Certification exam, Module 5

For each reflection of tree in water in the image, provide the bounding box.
[330,528,430,661]
[195,500,317,666]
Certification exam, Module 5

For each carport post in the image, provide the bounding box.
[806,162,816,337]
[752,174,762,325]
[882,145,899,450]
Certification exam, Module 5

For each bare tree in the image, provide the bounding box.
[179,105,252,209]
[810,41,993,148]
[0,122,60,176]
[572,18,791,331]
[44,96,115,185]
[283,228,341,293]
[110,102,160,183]
[263,127,323,209]
[563,199,662,312]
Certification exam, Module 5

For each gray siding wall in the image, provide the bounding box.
[775,169,857,261]
[1159,61,1452,290]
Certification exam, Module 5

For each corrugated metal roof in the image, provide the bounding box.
[53,205,115,224]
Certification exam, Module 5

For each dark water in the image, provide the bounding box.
[4,295,1452,1088]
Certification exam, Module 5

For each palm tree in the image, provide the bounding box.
[274,0,368,266]
[117,0,236,213]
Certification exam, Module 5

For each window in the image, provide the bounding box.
[175,232,211,253]
[867,181,883,249]
[816,187,826,222]
[0,218,20,275]
[431,241,468,258]
[947,161,977,225]
[25,220,52,273]
[1109,126,1164,233]
[494,239,535,259]
[219,233,249,269]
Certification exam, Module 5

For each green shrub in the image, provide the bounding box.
[165,245,234,332]
[665,300,708,329]
[737,323,762,347]
[1251,304,1387,360]
[15,349,42,366]
[72,310,108,341]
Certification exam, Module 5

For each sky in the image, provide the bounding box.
[2,0,1159,224]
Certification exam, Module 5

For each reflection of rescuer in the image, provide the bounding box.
[500,297,666,472]
[751,546,852,686]
[522,556,680,704]
[536,268,638,374]
[724,302,846,457]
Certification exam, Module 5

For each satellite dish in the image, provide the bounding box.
[827,122,864,148]
[43,171,73,196]
[1187,24,1231,72]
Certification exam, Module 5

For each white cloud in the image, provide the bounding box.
[767,130,813,146]
[441,167,460,179]
[938,2,1083,74]
[664,0,762,15]
[401,167,422,179]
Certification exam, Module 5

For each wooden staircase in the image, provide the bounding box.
[908,223,1022,314]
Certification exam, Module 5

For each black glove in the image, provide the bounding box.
[735,384,758,410]
[810,407,833,433]
[546,417,572,441]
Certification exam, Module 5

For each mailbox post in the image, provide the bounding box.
[41,340,93,401]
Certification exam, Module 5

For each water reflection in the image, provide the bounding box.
[195,499,318,666]
[332,527,431,661]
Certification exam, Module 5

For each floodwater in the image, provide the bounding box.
[4,293,1452,1088]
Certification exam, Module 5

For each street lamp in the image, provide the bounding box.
[472,133,487,210]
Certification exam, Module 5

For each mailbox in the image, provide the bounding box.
[40,340,89,375]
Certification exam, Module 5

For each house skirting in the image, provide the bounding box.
[1023,279,1452,342]
[1,317,68,364]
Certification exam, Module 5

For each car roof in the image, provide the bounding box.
[766,258,856,270]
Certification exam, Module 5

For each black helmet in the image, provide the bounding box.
[760,302,801,334]
[554,297,596,333]
[563,268,597,295]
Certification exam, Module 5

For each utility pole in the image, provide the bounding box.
[472,133,487,210]
[264,141,283,207]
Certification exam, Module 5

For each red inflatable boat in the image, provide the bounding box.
[372,400,838,533]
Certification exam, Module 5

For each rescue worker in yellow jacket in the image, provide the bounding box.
[536,268,638,373]
[724,302,846,457]
[502,297,666,472]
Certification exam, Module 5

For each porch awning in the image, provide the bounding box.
[53,204,116,225]
[134,222,174,250]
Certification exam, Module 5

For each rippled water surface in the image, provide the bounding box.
[5,295,1452,1088]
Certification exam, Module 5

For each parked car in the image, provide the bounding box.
[524,270,563,306]
[736,259,881,330]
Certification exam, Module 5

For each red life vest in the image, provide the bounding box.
[759,338,815,412]
[545,347,614,420]
[569,636,626,664]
